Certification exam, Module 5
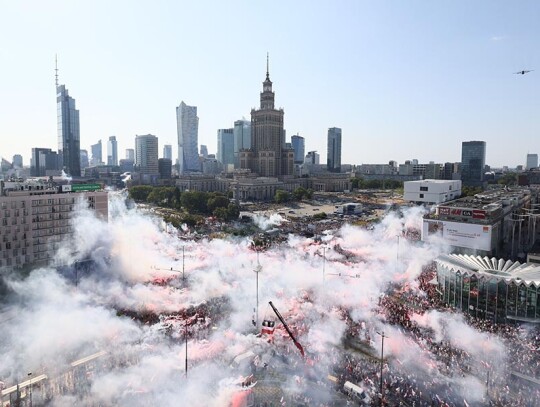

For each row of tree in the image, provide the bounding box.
[350,178,404,190]
[128,186,239,221]
[274,187,314,203]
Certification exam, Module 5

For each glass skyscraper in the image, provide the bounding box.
[107,136,118,166]
[176,101,199,174]
[233,119,251,168]
[460,141,486,187]
[57,84,81,176]
[291,134,305,164]
[217,128,235,168]
[327,127,342,173]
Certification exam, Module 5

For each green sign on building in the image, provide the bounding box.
[71,183,102,192]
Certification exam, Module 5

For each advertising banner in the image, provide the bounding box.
[422,219,492,251]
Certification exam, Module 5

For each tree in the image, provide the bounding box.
[274,190,290,203]
[313,211,327,220]
[351,177,361,189]
[226,203,240,220]
[129,185,153,202]
[292,187,307,200]
[207,195,230,213]
[181,191,208,214]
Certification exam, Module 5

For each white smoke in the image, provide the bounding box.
[0,193,513,406]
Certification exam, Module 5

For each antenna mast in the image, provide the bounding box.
[55,55,59,88]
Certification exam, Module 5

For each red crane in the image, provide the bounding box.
[268,301,305,358]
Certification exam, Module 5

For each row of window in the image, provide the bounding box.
[438,268,540,322]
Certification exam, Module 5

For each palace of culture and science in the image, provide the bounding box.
[239,60,295,178]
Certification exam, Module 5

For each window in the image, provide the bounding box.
[419,194,424,198]
[420,186,428,191]
[449,186,453,190]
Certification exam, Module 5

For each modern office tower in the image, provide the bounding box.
[135,134,159,175]
[233,119,251,168]
[327,127,342,173]
[30,148,60,176]
[119,159,134,173]
[125,148,135,161]
[217,128,235,168]
[240,56,294,177]
[80,150,89,170]
[176,101,199,173]
[31,148,51,176]
[461,141,486,187]
[158,158,172,179]
[107,136,118,166]
[163,144,172,160]
[91,140,103,166]
[526,153,538,170]
[291,134,305,164]
[200,145,208,158]
[56,83,81,176]
[0,179,107,269]
[12,155,23,169]
[305,151,320,165]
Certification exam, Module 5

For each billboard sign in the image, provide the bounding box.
[422,219,492,251]
[71,184,101,192]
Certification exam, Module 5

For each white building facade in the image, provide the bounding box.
[404,179,462,205]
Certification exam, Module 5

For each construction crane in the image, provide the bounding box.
[268,301,305,358]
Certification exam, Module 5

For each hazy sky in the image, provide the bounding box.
[1,1,539,168]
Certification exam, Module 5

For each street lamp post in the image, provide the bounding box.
[185,322,188,378]
[27,372,32,407]
[396,235,400,270]
[376,331,388,406]
[254,251,262,330]
[182,246,185,281]
[322,247,326,285]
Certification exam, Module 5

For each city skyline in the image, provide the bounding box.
[1,1,539,168]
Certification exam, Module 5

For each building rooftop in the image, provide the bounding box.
[436,253,540,285]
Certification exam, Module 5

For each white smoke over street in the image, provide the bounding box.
[0,193,522,406]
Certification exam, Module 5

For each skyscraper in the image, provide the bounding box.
[217,128,235,168]
[233,119,251,168]
[107,136,118,166]
[327,127,342,173]
[176,101,199,174]
[125,148,135,161]
[526,153,538,170]
[135,134,159,176]
[57,83,81,176]
[461,141,486,187]
[12,155,23,169]
[80,150,89,170]
[91,140,102,166]
[240,56,294,177]
[31,148,52,176]
[291,134,305,164]
[200,145,208,158]
[163,144,172,160]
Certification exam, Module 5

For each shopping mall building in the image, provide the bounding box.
[435,254,540,324]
